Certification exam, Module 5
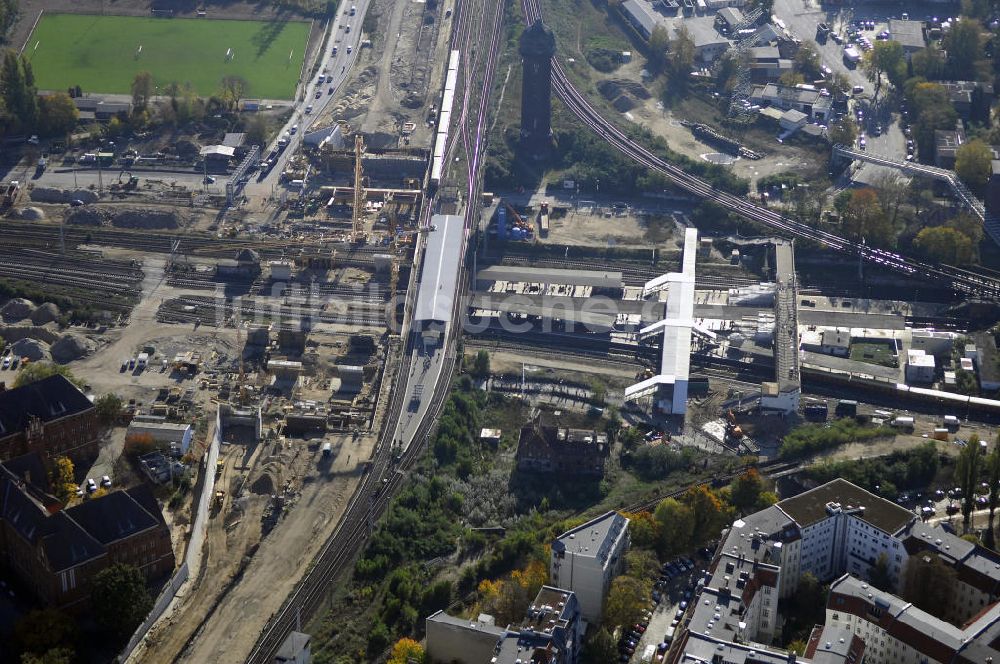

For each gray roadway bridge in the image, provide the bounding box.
[833,144,1000,246]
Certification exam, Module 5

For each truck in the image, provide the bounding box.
[322,442,333,457]
[538,201,549,237]
[641,644,656,663]
[843,45,861,66]
[891,416,915,431]
[943,415,961,431]
[136,352,149,370]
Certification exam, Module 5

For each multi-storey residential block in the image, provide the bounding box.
[549,511,629,622]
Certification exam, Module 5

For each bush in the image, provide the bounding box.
[625,444,695,480]
[780,419,894,459]
[586,48,621,72]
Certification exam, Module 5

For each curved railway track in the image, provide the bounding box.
[519,0,1000,300]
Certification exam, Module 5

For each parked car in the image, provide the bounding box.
[86,478,97,493]
[101,475,112,487]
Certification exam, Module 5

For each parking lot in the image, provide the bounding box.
[620,548,714,662]
[772,0,946,165]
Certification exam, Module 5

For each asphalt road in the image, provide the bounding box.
[248,0,373,198]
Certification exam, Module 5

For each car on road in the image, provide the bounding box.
[328,87,335,94]
[305,105,313,114]
[203,175,216,184]
[347,45,353,53]
[332,45,338,55]
[315,89,322,98]
[290,124,298,134]
[70,199,85,207]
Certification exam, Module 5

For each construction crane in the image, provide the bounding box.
[352,134,366,242]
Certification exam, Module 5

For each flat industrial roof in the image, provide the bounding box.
[778,478,915,535]
[773,241,800,392]
[476,265,623,289]
[414,214,464,324]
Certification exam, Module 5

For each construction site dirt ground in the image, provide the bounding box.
[319,0,455,149]
[540,207,686,248]
[133,427,377,664]
[36,239,388,664]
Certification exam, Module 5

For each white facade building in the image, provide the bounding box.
[549,511,629,622]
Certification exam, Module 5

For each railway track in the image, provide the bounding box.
[243,0,507,659]
[623,459,803,513]
[519,0,1000,300]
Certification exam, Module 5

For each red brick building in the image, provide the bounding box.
[0,375,99,463]
[0,454,175,610]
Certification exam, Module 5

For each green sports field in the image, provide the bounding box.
[25,13,310,100]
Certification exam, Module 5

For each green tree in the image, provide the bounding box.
[683,484,729,545]
[667,26,695,83]
[603,575,651,629]
[1,49,38,132]
[582,628,618,664]
[827,119,857,147]
[94,393,123,425]
[986,433,1000,549]
[913,226,975,265]
[862,40,905,99]
[908,81,958,159]
[244,113,269,147]
[869,552,894,591]
[13,362,81,388]
[793,41,821,79]
[12,609,77,661]
[130,71,153,109]
[841,188,894,247]
[625,549,661,580]
[20,649,75,664]
[943,19,982,77]
[220,75,249,111]
[367,620,391,657]
[648,25,670,71]
[37,93,78,137]
[730,468,767,513]
[911,46,947,80]
[957,434,984,532]
[653,497,694,556]
[955,139,993,192]
[472,350,490,378]
[90,563,152,638]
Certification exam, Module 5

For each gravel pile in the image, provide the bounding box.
[50,333,93,363]
[10,338,49,362]
[30,302,61,325]
[1,298,34,322]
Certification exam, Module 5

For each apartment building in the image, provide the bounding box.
[425,587,582,664]
[668,479,1000,664]
[550,511,629,622]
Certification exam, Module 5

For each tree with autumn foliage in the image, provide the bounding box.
[684,484,731,545]
[730,468,773,514]
[619,510,661,549]
[841,188,895,247]
[387,638,426,664]
[478,559,549,626]
[48,456,76,504]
